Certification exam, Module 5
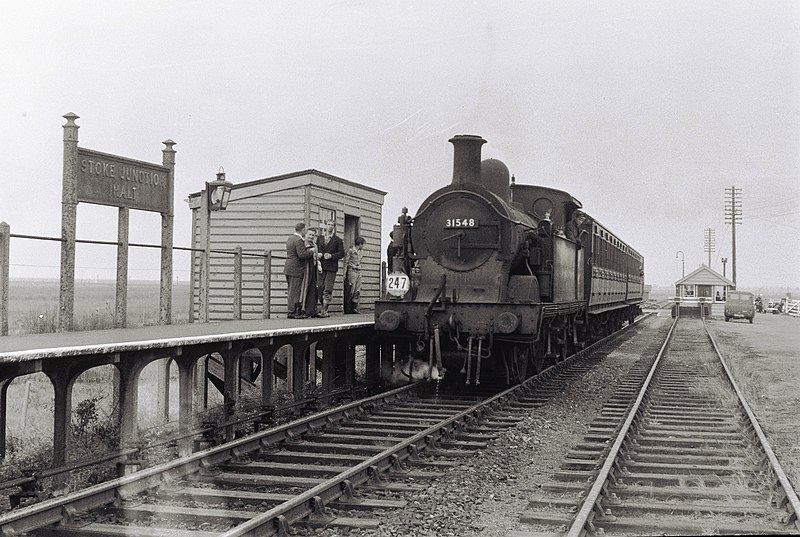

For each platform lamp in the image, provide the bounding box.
[207,167,234,211]
[676,250,685,278]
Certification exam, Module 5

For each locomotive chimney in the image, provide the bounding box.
[449,135,486,186]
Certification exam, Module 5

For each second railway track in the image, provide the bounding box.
[518,315,800,536]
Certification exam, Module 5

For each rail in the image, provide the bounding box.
[565,315,677,537]
[566,316,800,535]
[0,385,361,508]
[0,382,422,536]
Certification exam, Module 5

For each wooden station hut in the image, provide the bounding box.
[188,169,386,321]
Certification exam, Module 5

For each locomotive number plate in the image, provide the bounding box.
[444,218,478,228]
[386,271,411,297]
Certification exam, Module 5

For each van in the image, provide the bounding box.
[725,291,755,323]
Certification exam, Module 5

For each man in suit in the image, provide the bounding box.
[284,222,314,318]
[315,219,345,317]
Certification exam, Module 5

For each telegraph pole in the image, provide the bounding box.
[724,186,742,288]
[703,228,715,268]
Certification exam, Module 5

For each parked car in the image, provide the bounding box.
[725,291,755,323]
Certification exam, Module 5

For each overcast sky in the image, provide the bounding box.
[1,1,798,289]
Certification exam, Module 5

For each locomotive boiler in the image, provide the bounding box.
[375,135,644,387]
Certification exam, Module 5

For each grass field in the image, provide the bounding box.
[5,278,192,335]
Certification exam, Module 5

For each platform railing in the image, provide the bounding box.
[0,222,273,336]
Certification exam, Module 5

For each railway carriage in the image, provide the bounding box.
[375,135,643,387]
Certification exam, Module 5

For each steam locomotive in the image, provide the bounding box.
[375,135,644,386]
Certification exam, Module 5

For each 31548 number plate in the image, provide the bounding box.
[444,218,478,228]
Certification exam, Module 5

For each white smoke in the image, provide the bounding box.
[384,359,444,385]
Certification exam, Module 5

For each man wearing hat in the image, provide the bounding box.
[565,209,586,247]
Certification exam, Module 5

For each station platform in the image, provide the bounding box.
[0,314,373,360]
[0,313,377,463]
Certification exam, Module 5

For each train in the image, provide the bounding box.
[375,135,644,387]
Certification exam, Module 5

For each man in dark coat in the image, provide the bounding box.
[565,209,586,248]
[315,219,345,317]
[284,222,314,318]
[386,231,402,271]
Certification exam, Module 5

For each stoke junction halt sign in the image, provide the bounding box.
[77,147,172,213]
[58,112,176,331]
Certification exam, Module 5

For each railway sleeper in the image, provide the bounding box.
[653,394,736,404]
[591,514,786,536]
[351,415,441,426]
[648,400,729,410]
[632,435,747,448]
[425,447,479,458]
[611,483,764,500]
[370,409,457,418]
[324,426,426,439]
[518,509,576,525]
[340,418,430,431]
[567,448,607,459]
[629,452,750,466]
[255,449,366,465]
[611,498,787,517]
[155,484,408,511]
[628,444,749,457]
[302,432,407,445]
[280,441,386,455]
[400,401,478,411]
[219,460,351,476]
[622,460,759,475]
[642,424,742,434]
[359,481,427,493]
[100,502,254,524]
[561,458,601,470]
[617,471,762,488]
[29,522,220,537]
[643,416,737,426]
[190,471,325,489]
[303,515,381,531]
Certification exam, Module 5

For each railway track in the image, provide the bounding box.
[0,316,648,537]
[518,316,800,536]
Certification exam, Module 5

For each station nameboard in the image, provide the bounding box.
[76,147,172,213]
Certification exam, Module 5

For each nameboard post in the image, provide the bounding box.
[58,113,80,332]
[0,222,9,336]
[115,207,129,328]
[160,140,176,324]
[57,113,175,331]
